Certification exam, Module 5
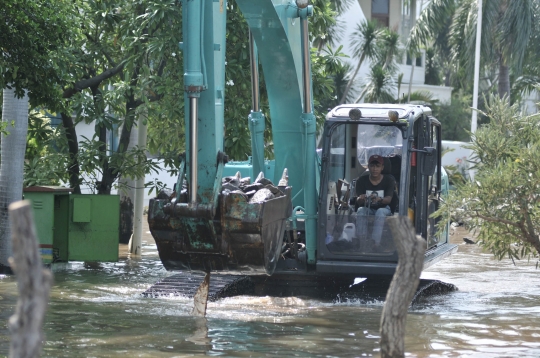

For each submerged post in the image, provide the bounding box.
[192,272,210,317]
[8,200,53,358]
[380,216,425,358]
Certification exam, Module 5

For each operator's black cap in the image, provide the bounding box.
[369,155,384,165]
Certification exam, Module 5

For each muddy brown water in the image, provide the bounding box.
[1,222,540,357]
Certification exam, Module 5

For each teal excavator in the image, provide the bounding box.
[147,0,457,300]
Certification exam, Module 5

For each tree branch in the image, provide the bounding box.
[475,212,521,228]
[63,62,125,98]
[84,32,117,67]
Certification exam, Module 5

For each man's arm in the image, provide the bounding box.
[356,177,367,205]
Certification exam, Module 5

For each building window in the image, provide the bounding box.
[406,54,424,67]
[372,0,389,27]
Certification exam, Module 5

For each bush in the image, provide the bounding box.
[432,92,472,142]
[434,95,540,261]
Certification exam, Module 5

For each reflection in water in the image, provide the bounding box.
[1,227,540,357]
[185,318,210,349]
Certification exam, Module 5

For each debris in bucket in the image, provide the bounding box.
[221,171,286,202]
[157,170,289,205]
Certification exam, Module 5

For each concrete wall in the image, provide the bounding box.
[358,0,371,19]
[409,83,452,104]
[389,0,402,30]
[523,90,539,114]
[397,58,425,86]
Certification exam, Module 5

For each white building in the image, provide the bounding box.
[337,0,452,104]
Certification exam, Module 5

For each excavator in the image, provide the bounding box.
[146,0,458,302]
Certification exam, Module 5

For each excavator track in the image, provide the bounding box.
[142,273,457,304]
[336,278,458,304]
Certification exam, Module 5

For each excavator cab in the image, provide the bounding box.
[315,104,455,277]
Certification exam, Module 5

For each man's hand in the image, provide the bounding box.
[357,194,366,206]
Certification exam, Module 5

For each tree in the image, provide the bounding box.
[354,28,401,104]
[0,0,72,272]
[339,20,381,104]
[358,65,395,104]
[408,0,539,101]
[435,95,540,260]
[0,90,29,270]
[424,47,442,86]
[18,0,349,197]
[0,0,72,105]
[16,0,183,195]
[431,91,472,142]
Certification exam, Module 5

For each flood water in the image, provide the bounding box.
[2,221,540,357]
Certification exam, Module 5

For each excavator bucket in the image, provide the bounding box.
[148,173,292,275]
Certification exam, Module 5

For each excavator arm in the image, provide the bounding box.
[148,0,319,274]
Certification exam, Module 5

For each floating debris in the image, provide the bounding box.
[463,237,476,245]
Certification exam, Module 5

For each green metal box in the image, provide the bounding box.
[23,187,119,264]
[68,194,119,262]
[73,197,92,222]
[24,186,71,264]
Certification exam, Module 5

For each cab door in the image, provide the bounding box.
[414,116,442,248]
[427,119,443,247]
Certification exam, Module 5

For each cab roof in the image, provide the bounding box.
[328,103,432,120]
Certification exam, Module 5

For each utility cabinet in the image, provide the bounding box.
[23,186,119,264]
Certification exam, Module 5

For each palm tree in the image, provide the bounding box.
[311,0,357,54]
[311,0,342,54]
[0,88,29,271]
[354,27,401,104]
[339,19,380,104]
[357,65,395,104]
[511,4,540,103]
[408,0,538,100]
[376,28,401,72]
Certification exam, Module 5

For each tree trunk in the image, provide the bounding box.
[444,68,451,87]
[97,63,141,194]
[91,86,114,195]
[407,57,416,103]
[60,112,81,194]
[8,200,53,358]
[339,54,366,104]
[0,88,29,271]
[380,216,425,358]
[498,57,510,100]
[118,123,138,244]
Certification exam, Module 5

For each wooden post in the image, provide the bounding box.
[8,200,53,358]
[380,216,425,358]
[192,272,210,317]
